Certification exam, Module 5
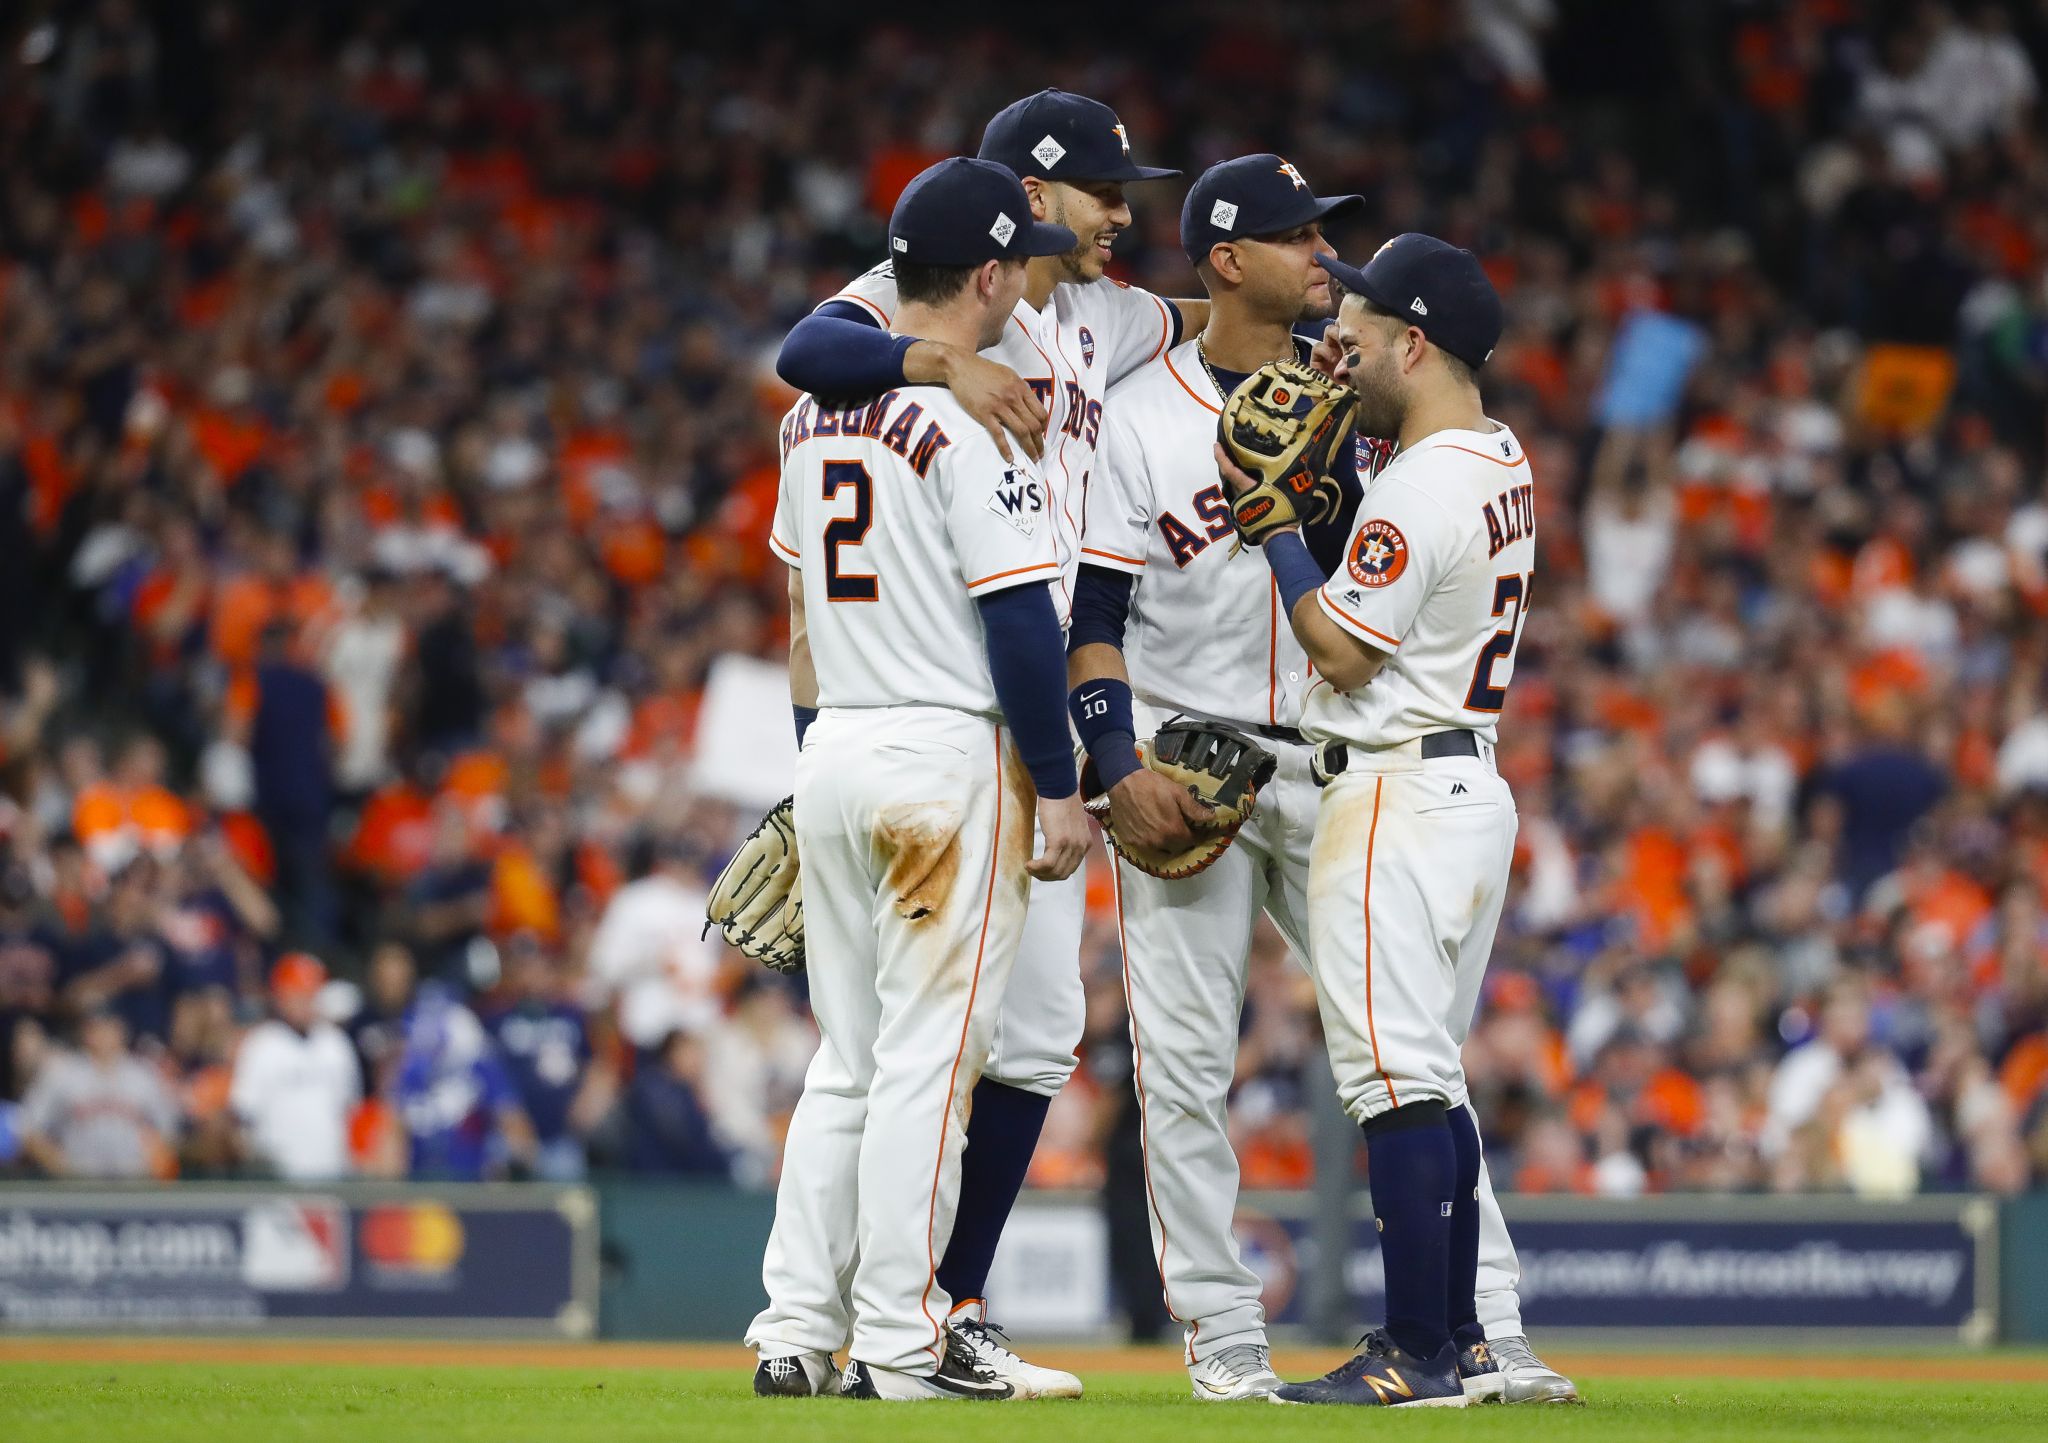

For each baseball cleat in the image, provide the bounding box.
[753,1349,839,1397]
[1456,1328,1504,1404]
[1188,1342,1283,1400]
[947,1301,1082,1399]
[1269,1329,1467,1408]
[839,1333,1016,1401]
[1487,1334,1582,1404]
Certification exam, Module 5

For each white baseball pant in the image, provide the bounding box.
[747,705,1035,1373]
[1306,740,1515,1116]
[1118,717,1529,1361]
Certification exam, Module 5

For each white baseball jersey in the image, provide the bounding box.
[771,385,1057,715]
[1303,423,1534,748]
[828,263,1177,620]
[230,1019,362,1180]
[1087,340,1313,728]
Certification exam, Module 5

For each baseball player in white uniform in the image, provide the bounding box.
[773,88,1203,1394]
[1214,234,1574,1407]
[745,158,1091,1402]
[1077,169,1574,1404]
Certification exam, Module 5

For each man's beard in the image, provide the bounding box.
[1348,353,1406,439]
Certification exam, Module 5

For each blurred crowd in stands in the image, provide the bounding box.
[2,0,2048,1200]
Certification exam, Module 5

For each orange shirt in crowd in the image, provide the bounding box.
[73,781,193,865]
[349,783,437,883]
[210,573,337,668]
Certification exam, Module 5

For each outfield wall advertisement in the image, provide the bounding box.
[0,1184,599,1336]
[986,1193,2000,1343]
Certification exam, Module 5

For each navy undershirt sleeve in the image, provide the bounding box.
[1066,564,1133,652]
[775,308,915,396]
[977,583,1079,800]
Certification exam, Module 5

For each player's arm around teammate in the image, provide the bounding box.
[776,89,1204,463]
[747,158,1087,1402]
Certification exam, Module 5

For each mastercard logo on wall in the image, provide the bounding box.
[360,1202,466,1275]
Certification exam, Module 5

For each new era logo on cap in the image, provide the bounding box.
[1031,135,1067,169]
[1210,199,1239,229]
[1411,297,1428,315]
[893,238,907,252]
[990,213,1017,246]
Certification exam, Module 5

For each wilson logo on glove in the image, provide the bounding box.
[1216,360,1359,548]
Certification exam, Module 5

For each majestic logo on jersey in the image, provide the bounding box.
[1079,326,1096,367]
[1210,199,1239,230]
[1032,135,1067,169]
[1113,122,1130,155]
[1277,159,1307,189]
[990,212,1017,246]
[1347,518,1408,588]
[987,467,1044,536]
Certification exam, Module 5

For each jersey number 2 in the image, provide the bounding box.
[1464,572,1532,713]
[821,460,877,601]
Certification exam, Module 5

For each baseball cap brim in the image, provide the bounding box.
[1020,220,1080,256]
[1041,160,1182,183]
[1244,192,1365,240]
[1314,252,1384,305]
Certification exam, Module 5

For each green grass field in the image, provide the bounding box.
[4,1360,2048,1443]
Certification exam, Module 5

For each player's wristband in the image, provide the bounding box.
[793,704,818,745]
[1264,530,1325,617]
[1069,678,1143,793]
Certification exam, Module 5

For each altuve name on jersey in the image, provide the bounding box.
[1483,482,1535,559]
[779,390,952,478]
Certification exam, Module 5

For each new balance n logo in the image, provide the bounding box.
[1364,1369,1415,1404]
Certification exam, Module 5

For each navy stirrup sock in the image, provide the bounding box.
[1361,1102,1455,1361]
[935,1078,1053,1308]
[1446,1104,1483,1341]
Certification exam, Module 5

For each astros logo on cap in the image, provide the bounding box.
[1278,160,1307,189]
[1347,518,1408,588]
[1113,122,1130,155]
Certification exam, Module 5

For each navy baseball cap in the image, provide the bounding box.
[1318,234,1504,369]
[979,88,1180,184]
[1181,153,1363,263]
[888,157,1078,266]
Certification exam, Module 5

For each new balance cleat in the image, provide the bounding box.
[1270,1329,1467,1408]
[947,1301,1081,1399]
[753,1350,839,1397]
[1456,1328,1503,1404]
[839,1332,1016,1401]
[1488,1334,1582,1404]
[1188,1342,1283,1400]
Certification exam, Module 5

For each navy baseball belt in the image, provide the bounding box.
[1310,730,1480,787]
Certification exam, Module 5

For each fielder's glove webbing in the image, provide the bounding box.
[703,796,805,974]
[1083,719,1277,880]
[1217,360,1359,547]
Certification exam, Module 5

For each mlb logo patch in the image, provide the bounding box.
[1079,327,1095,367]
[1347,517,1409,588]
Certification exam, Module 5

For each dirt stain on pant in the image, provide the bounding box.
[874,802,964,923]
